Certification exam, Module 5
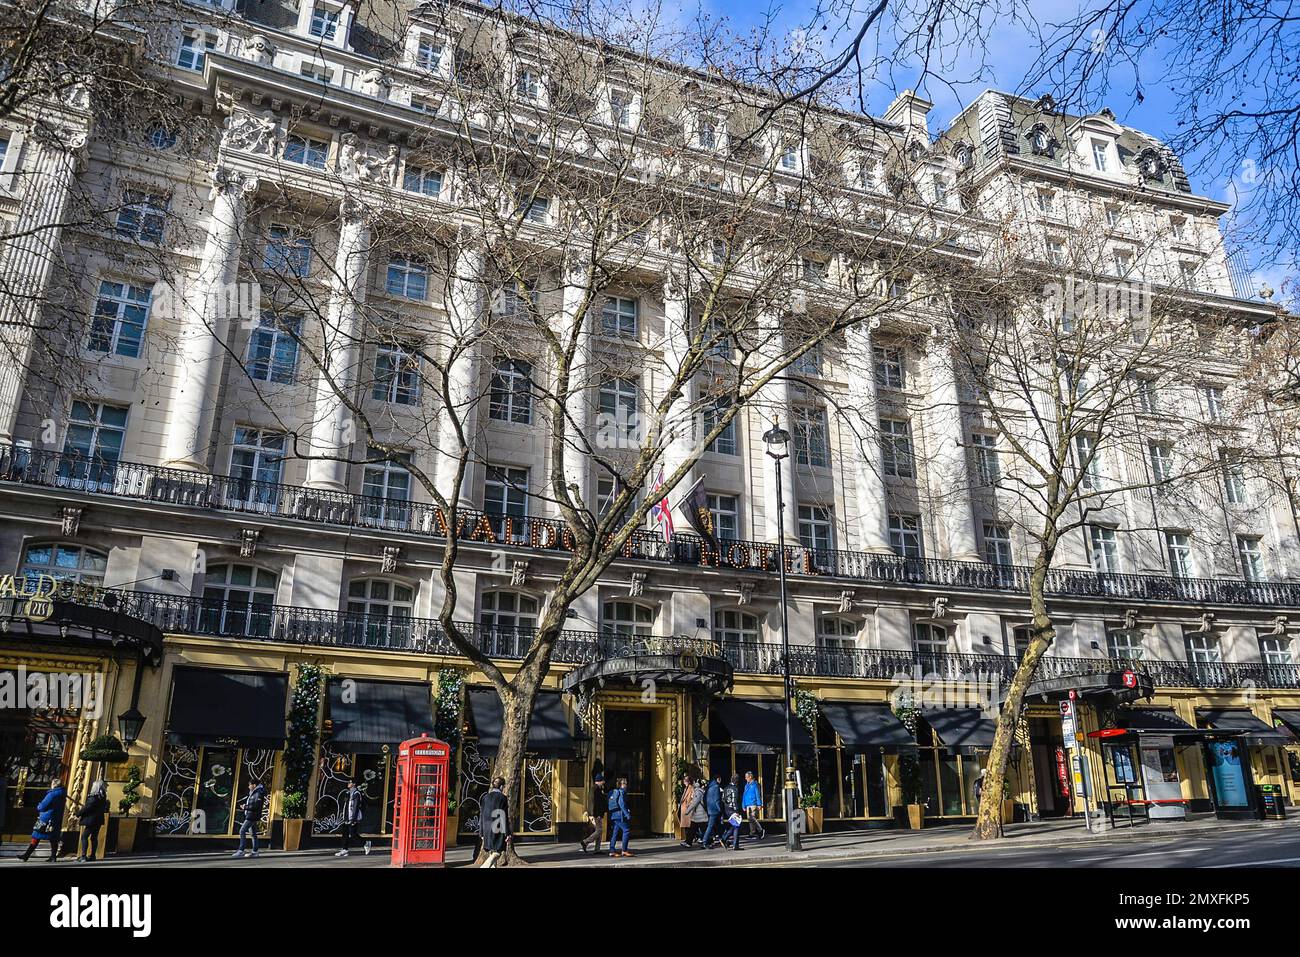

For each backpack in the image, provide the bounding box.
[607,788,622,815]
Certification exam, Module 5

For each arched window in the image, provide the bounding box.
[480,590,538,657]
[816,615,859,651]
[713,609,760,643]
[20,542,108,586]
[602,600,653,637]
[201,563,278,637]
[345,579,415,649]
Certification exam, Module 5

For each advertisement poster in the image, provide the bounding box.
[1207,741,1250,807]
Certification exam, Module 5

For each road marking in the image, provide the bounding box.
[1207,857,1300,868]
[1068,846,1209,864]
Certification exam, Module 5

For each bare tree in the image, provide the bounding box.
[177,1,985,861]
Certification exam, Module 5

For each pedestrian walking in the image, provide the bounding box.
[722,774,743,851]
[479,776,512,867]
[75,779,109,862]
[742,770,765,840]
[335,779,369,858]
[19,778,66,862]
[579,772,606,853]
[701,773,723,849]
[232,777,267,858]
[679,775,708,847]
[607,776,633,857]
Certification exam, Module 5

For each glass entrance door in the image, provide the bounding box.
[603,709,653,836]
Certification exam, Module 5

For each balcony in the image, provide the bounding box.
[4,444,1300,608]
[68,589,1300,691]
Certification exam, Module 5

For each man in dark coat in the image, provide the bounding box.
[20,778,66,862]
[335,780,368,858]
[701,774,723,849]
[479,776,511,867]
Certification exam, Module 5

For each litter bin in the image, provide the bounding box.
[1257,784,1287,819]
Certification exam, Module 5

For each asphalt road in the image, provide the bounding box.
[751,825,1300,867]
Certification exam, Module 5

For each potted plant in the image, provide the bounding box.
[898,750,924,830]
[799,782,824,835]
[281,791,309,850]
[446,797,459,848]
[113,764,142,854]
[80,734,129,765]
[1000,777,1016,825]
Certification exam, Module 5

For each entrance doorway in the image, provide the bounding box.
[1,704,78,840]
[1028,717,1072,818]
[603,709,653,836]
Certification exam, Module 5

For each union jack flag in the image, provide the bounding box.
[649,468,675,543]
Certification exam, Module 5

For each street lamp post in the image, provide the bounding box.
[763,419,802,852]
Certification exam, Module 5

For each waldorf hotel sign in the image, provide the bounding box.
[0,573,95,622]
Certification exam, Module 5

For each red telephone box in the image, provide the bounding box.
[391,734,450,867]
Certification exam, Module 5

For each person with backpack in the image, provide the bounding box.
[721,774,743,851]
[335,779,369,858]
[75,779,109,862]
[742,770,765,840]
[701,773,723,849]
[607,776,633,858]
[232,778,267,858]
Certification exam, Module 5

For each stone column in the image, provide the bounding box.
[844,321,894,553]
[559,260,592,509]
[304,197,371,491]
[659,269,696,495]
[433,238,487,503]
[161,166,258,470]
[757,324,798,542]
[924,333,981,560]
[0,124,88,444]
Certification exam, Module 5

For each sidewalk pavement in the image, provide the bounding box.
[4,814,1294,868]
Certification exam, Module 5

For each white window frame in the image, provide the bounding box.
[372,344,421,405]
[87,280,151,358]
[600,296,639,338]
[1089,525,1120,574]
[793,406,830,468]
[798,505,834,553]
[706,493,739,540]
[1164,531,1194,579]
[889,513,924,559]
[384,256,428,300]
[879,417,914,478]
[873,346,905,388]
[489,357,533,425]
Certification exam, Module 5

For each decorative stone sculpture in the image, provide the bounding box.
[223,108,284,157]
[242,34,277,67]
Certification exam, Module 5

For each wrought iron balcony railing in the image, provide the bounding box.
[5,444,1300,608]
[83,589,1300,691]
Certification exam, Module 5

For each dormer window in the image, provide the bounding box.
[608,88,635,130]
[298,0,352,50]
[697,117,717,149]
[780,142,800,171]
[309,4,340,40]
[1170,216,1187,242]
[1090,138,1109,172]
[516,66,541,102]
[416,37,444,72]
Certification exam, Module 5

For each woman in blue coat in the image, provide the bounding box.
[20,778,67,862]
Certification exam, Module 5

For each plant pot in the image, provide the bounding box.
[1001,799,1016,825]
[907,804,924,830]
[113,816,139,855]
[802,806,824,834]
[282,818,308,851]
[446,813,459,847]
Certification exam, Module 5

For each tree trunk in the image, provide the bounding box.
[469,634,556,867]
[971,549,1057,840]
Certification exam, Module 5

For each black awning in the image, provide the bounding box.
[1197,708,1295,746]
[167,668,288,750]
[1273,710,1300,737]
[710,699,814,755]
[328,679,433,754]
[468,687,581,760]
[923,708,998,749]
[821,701,914,751]
[1117,707,1200,735]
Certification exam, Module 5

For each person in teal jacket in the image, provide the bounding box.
[20,778,67,862]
